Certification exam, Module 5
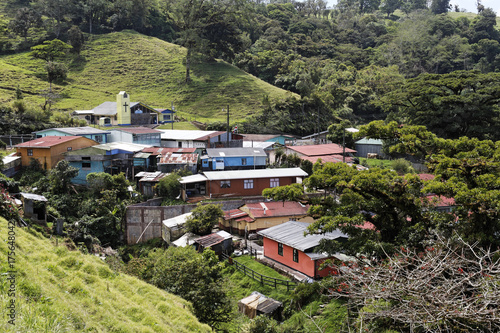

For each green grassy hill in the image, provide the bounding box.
[0,30,296,124]
[0,218,211,332]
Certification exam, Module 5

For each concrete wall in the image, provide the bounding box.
[125,197,264,244]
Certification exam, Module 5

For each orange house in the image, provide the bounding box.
[257,221,348,279]
[15,136,98,170]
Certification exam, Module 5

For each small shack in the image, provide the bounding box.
[355,138,384,158]
[161,212,192,244]
[20,192,47,222]
[238,291,283,320]
[193,230,232,255]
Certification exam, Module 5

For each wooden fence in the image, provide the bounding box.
[222,254,299,291]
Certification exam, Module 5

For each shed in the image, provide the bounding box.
[354,138,384,158]
[20,192,48,222]
[238,291,283,320]
[193,230,233,255]
[161,212,192,244]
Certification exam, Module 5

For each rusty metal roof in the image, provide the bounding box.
[194,230,232,248]
[158,153,198,164]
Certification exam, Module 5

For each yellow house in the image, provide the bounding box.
[15,136,98,170]
[220,201,313,235]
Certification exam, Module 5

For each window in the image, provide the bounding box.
[241,158,247,165]
[293,249,299,263]
[67,147,72,151]
[278,243,283,256]
[94,135,103,143]
[244,179,253,189]
[178,142,182,148]
[221,180,231,188]
[270,178,279,188]
[82,162,91,169]
[27,149,33,156]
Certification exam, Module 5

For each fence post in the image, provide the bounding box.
[261,275,263,285]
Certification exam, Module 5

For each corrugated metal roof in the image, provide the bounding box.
[195,230,232,248]
[257,221,347,252]
[134,152,152,159]
[239,291,282,314]
[162,212,193,228]
[172,232,201,247]
[224,209,250,221]
[142,147,197,155]
[287,143,356,156]
[245,201,309,219]
[158,130,219,141]
[36,127,111,135]
[158,153,198,164]
[205,147,267,157]
[137,172,168,182]
[90,101,140,116]
[20,192,48,202]
[243,141,275,149]
[179,174,208,184]
[112,127,161,134]
[242,134,280,142]
[15,136,92,148]
[94,142,152,152]
[203,168,307,181]
[355,138,383,145]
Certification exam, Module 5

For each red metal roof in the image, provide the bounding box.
[287,143,356,156]
[224,209,250,221]
[418,173,435,181]
[424,194,456,207]
[115,127,162,134]
[158,153,198,164]
[15,136,87,148]
[142,147,196,155]
[300,155,354,164]
[245,201,309,219]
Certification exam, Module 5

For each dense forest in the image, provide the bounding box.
[1,0,499,138]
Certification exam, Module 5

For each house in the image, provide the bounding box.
[243,141,282,165]
[109,127,162,146]
[134,147,197,173]
[200,147,267,171]
[73,91,171,126]
[161,212,193,244]
[220,201,313,235]
[159,130,243,149]
[135,171,168,197]
[285,143,357,164]
[155,108,175,124]
[257,221,348,279]
[354,138,384,158]
[157,153,198,174]
[193,230,233,255]
[179,167,308,200]
[242,134,296,146]
[1,154,22,177]
[238,291,283,320]
[64,142,151,184]
[34,127,111,144]
[15,136,98,170]
[299,130,331,145]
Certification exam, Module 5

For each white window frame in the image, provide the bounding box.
[270,178,279,188]
[244,179,254,189]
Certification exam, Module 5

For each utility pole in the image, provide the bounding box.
[226,105,230,148]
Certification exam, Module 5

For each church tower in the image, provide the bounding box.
[117,91,131,125]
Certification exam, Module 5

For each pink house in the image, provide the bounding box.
[257,221,348,279]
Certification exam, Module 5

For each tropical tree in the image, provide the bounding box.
[262,183,304,206]
[148,247,233,328]
[9,7,42,42]
[184,203,224,235]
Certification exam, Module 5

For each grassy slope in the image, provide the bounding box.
[0,30,296,123]
[0,218,211,333]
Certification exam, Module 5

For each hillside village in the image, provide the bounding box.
[2,0,500,331]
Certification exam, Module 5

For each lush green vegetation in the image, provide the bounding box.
[0,217,211,332]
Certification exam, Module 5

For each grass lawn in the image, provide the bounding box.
[0,30,296,125]
[0,218,211,332]
[359,157,393,169]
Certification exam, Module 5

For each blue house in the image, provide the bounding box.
[34,127,111,144]
[64,142,152,184]
[156,108,175,124]
[200,147,267,171]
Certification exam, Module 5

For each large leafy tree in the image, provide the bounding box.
[375,70,500,141]
[185,203,224,235]
[161,0,247,83]
[9,7,42,42]
[148,247,232,328]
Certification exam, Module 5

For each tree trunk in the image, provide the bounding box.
[185,47,192,83]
